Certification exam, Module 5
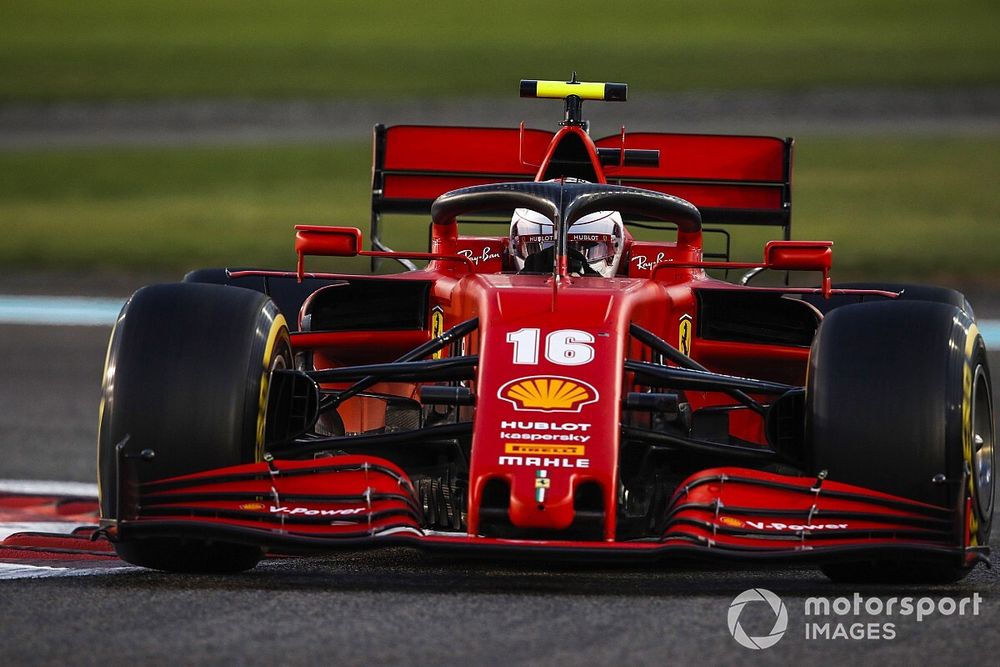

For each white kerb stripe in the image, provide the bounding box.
[0,479,99,497]
[0,522,97,540]
[0,563,140,580]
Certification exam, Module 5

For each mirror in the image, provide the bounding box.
[764,241,832,272]
[295,225,363,258]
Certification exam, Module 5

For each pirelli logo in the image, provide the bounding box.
[504,443,585,457]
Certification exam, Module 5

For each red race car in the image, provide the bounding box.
[97,77,994,582]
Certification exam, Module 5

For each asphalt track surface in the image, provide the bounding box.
[4,88,1000,149]
[1,318,998,665]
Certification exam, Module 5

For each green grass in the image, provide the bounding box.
[2,137,999,280]
[0,144,371,272]
[794,138,1000,279]
[2,0,998,101]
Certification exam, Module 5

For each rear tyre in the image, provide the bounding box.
[98,283,292,573]
[806,301,994,583]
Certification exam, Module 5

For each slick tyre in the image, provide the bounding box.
[806,301,994,583]
[98,283,291,573]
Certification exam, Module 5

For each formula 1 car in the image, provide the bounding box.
[97,77,994,582]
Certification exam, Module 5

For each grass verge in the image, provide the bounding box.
[1,137,998,281]
[2,0,998,100]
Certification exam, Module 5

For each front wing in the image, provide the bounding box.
[104,456,985,568]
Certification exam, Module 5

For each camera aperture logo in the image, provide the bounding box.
[727,588,788,650]
[727,590,983,648]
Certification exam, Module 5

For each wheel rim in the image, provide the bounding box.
[972,365,994,520]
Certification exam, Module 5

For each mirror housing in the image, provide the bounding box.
[295,225,362,257]
[295,225,363,280]
[764,241,832,272]
[765,240,833,297]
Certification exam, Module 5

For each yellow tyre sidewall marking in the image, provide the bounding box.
[962,323,979,545]
[95,314,124,512]
[255,313,289,462]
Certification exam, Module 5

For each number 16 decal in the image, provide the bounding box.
[506,328,595,366]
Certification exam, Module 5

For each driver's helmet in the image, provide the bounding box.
[509,207,625,277]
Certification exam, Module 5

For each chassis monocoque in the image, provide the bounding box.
[97,78,994,581]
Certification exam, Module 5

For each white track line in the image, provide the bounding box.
[1,294,999,344]
[0,479,98,497]
[0,296,123,326]
[0,562,139,580]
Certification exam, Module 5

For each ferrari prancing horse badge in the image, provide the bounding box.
[679,315,693,356]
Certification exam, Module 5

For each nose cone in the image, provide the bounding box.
[466,283,629,540]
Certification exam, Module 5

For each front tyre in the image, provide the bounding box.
[806,301,994,582]
[98,283,291,573]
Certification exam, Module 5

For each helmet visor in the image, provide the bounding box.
[569,233,617,264]
[515,233,555,260]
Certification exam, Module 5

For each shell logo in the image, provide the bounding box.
[498,375,599,413]
[239,502,267,511]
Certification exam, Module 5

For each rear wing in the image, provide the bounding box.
[594,132,792,230]
[371,125,547,210]
[370,124,793,262]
